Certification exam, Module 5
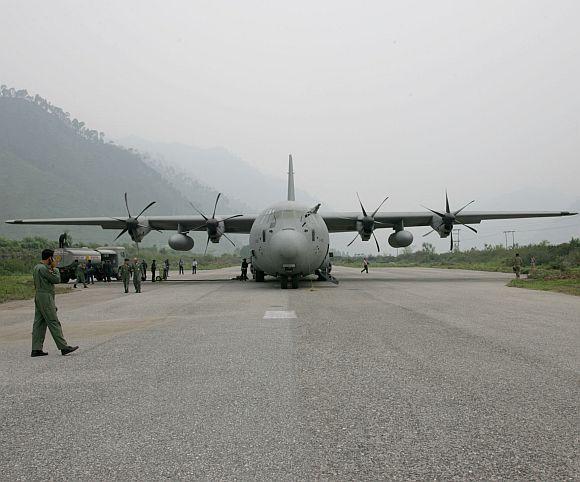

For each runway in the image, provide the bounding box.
[0,267,578,479]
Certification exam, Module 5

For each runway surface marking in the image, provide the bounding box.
[263,310,297,319]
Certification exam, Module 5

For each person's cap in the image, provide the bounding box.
[41,249,54,260]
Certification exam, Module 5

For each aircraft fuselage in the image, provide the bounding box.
[249,201,329,279]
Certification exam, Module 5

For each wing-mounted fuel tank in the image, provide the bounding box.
[168,233,194,251]
[388,220,413,248]
[388,230,413,248]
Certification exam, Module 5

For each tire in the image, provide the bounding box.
[280,276,288,289]
[291,276,299,289]
[255,270,265,282]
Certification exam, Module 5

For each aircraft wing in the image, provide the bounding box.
[5,215,257,234]
[322,210,577,232]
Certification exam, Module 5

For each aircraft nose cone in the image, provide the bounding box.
[270,229,305,262]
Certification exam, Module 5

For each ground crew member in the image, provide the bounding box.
[73,260,87,288]
[86,259,95,284]
[31,249,78,357]
[103,259,112,282]
[58,232,68,248]
[119,258,131,293]
[141,259,147,281]
[192,259,197,274]
[151,259,156,282]
[163,259,169,280]
[513,253,523,279]
[241,258,249,280]
[179,258,184,275]
[132,258,142,293]
[361,257,369,274]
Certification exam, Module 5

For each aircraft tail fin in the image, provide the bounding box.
[287,154,295,201]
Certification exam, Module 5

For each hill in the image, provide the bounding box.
[118,136,319,209]
[0,89,244,251]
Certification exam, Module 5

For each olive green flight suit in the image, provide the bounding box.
[74,263,86,288]
[119,264,131,293]
[32,263,68,351]
[132,263,142,293]
[513,256,523,279]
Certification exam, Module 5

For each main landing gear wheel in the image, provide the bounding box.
[291,276,299,289]
[280,276,288,289]
[255,270,265,282]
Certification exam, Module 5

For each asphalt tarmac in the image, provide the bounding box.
[0,267,578,480]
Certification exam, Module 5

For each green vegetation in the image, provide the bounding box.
[0,275,71,304]
[507,277,580,296]
[334,238,580,295]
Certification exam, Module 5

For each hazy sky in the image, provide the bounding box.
[2,1,579,220]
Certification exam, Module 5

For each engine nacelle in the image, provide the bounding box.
[388,230,413,248]
[168,233,194,251]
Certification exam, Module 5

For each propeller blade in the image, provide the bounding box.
[372,232,380,252]
[124,192,131,218]
[423,229,435,237]
[212,193,221,219]
[421,205,446,218]
[222,233,236,247]
[455,218,478,233]
[347,232,360,247]
[135,201,156,219]
[203,236,211,255]
[445,190,450,214]
[371,196,389,217]
[135,241,140,255]
[190,222,209,231]
[453,200,475,216]
[450,231,453,251]
[221,214,243,222]
[189,202,208,221]
[114,228,128,241]
[356,192,368,217]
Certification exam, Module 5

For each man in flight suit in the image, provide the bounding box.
[73,260,87,288]
[132,258,142,293]
[31,249,78,357]
[119,258,131,293]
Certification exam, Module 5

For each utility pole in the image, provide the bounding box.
[453,228,461,251]
[503,230,516,249]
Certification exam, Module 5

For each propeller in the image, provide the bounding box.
[111,193,158,250]
[344,193,389,252]
[189,193,243,254]
[422,190,478,250]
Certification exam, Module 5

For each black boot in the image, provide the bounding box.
[31,350,48,357]
[61,346,79,356]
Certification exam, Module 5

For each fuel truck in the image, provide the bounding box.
[53,246,126,283]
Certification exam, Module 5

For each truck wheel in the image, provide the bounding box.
[291,276,299,289]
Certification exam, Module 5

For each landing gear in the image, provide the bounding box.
[255,270,265,282]
[291,276,299,289]
[280,275,299,289]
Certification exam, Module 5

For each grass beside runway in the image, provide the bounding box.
[0,275,72,304]
[508,274,580,296]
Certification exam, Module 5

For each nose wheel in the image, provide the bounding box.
[281,275,299,289]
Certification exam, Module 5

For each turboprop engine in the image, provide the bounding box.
[168,233,194,251]
[388,230,413,248]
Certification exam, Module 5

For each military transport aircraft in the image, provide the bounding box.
[6,156,576,289]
